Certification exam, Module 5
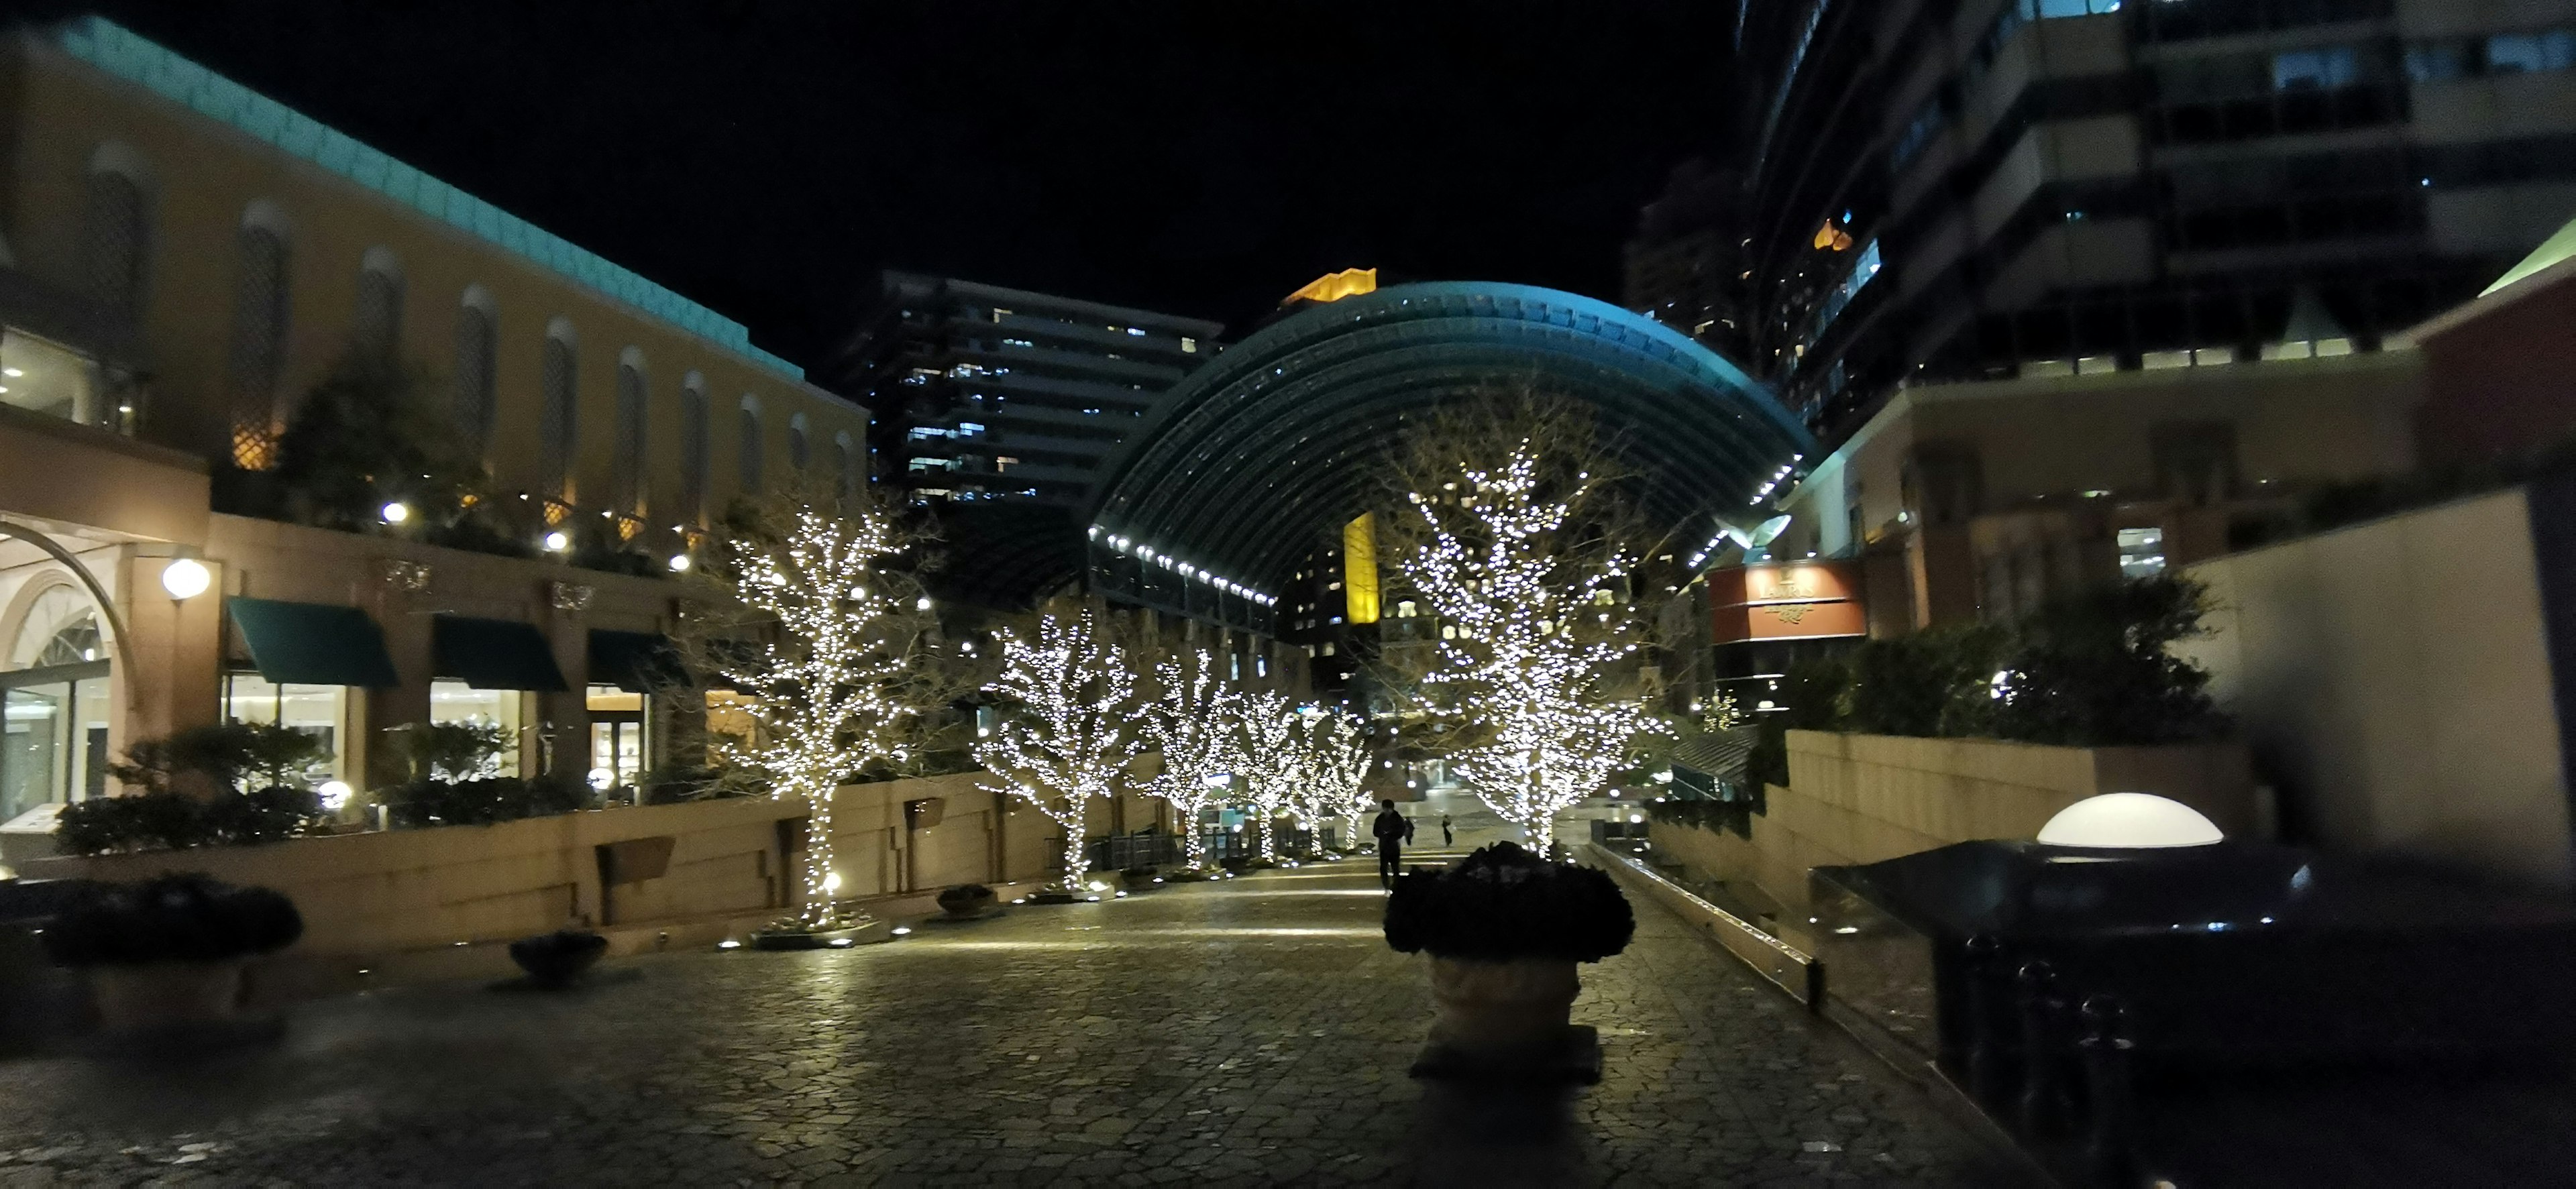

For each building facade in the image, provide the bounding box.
[1713,0,2576,435]
[0,17,867,835]
[820,272,1222,510]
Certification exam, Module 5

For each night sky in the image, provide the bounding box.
[50,1,1736,363]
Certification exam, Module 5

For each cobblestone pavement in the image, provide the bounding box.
[0,853,2022,1187]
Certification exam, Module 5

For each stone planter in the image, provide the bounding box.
[1426,955,1580,1056]
[88,960,245,1032]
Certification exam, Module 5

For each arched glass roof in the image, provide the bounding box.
[1085,282,1815,628]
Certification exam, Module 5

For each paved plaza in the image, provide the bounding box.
[0,848,2020,1187]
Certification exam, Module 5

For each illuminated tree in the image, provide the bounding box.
[975,605,1143,890]
[684,484,947,927]
[1293,707,1376,848]
[1381,397,1670,850]
[1138,648,1240,869]
[1226,687,1303,860]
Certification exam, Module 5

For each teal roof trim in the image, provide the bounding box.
[53,17,805,382]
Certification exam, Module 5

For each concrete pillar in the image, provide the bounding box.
[111,550,224,784]
[364,573,433,788]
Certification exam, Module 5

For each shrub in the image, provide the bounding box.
[1762,575,2226,750]
[109,722,327,795]
[56,785,323,856]
[382,774,590,828]
[1383,842,1633,963]
[395,721,513,782]
[40,873,303,967]
[1988,575,2225,746]
[936,883,995,909]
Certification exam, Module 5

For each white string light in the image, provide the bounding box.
[1139,648,1242,869]
[712,500,932,927]
[1395,440,1669,850]
[973,606,1142,891]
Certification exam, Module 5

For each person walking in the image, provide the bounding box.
[1440,813,1454,847]
[1372,799,1409,890]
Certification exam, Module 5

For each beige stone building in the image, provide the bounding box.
[1773,347,2423,634]
[0,17,870,836]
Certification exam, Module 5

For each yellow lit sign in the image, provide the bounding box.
[1343,513,1380,624]
[1285,268,1379,306]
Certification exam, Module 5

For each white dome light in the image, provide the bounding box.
[160,557,211,600]
[2037,793,2224,849]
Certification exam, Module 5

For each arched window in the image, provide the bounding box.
[453,285,498,457]
[225,203,292,469]
[679,373,710,524]
[737,394,763,494]
[788,412,811,471]
[834,431,858,511]
[539,319,579,502]
[613,348,648,516]
[78,147,151,320]
[353,247,403,357]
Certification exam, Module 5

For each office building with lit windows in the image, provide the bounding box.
[817,272,1222,608]
[0,17,865,840]
[822,272,1222,509]
[1675,0,2576,632]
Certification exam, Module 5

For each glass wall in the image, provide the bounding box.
[1,585,111,822]
[587,684,646,793]
[430,679,522,777]
[221,671,350,784]
[0,327,121,433]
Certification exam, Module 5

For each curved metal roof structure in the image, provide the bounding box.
[1084,282,1816,630]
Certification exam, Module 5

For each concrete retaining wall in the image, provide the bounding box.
[20,772,1081,955]
[1652,731,2255,915]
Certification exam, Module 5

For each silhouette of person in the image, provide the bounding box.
[1372,799,1409,889]
[1440,813,1454,846]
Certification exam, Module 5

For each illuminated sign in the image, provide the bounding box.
[1343,513,1380,624]
[1709,560,1863,644]
[1285,268,1379,306]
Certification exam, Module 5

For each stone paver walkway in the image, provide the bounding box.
[0,852,2021,1186]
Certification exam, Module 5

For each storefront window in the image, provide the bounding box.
[587,684,646,791]
[2,585,111,822]
[0,327,119,433]
[222,671,349,785]
[430,679,521,777]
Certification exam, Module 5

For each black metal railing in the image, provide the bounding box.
[1954,933,2142,1187]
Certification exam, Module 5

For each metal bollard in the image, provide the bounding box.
[2080,994,2139,1188]
[2017,959,2069,1137]
[1962,933,2011,1105]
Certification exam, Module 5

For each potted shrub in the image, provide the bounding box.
[1384,842,1633,1069]
[936,883,998,919]
[41,874,303,1032]
[508,928,608,986]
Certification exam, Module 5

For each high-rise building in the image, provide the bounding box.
[820,272,1223,509]
[1620,159,1752,359]
[1727,0,2576,437]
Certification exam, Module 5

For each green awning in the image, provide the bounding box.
[432,615,568,692]
[225,597,400,688]
[588,630,680,693]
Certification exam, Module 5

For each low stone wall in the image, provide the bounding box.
[1650,731,2256,915]
[19,773,1070,956]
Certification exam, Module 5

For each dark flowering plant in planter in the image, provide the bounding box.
[42,874,304,1032]
[1385,842,1635,963]
[936,883,998,918]
[1385,842,1634,1071]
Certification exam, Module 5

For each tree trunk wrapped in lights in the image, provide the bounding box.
[1293,707,1376,848]
[1228,687,1302,861]
[1379,396,1671,850]
[1139,648,1240,869]
[681,482,955,927]
[974,605,1142,891]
